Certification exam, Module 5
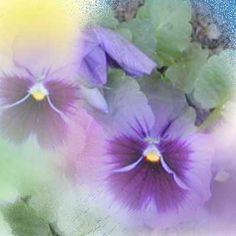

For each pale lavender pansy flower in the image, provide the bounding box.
[105,79,212,228]
[0,37,77,147]
[0,59,78,148]
[77,26,157,86]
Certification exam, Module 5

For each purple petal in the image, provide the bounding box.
[86,74,155,136]
[80,86,109,113]
[107,135,146,168]
[108,156,187,212]
[77,27,157,86]
[0,75,34,142]
[38,79,78,147]
[205,173,236,224]
[0,96,38,143]
[78,43,108,85]
[0,75,78,148]
[94,27,157,77]
[0,95,68,148]
[34,100,68,148]
[159,139,192,182]
[0,74,33,105]
[139,78,188,136]
[45,79,78,115]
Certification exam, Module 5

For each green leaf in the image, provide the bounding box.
[119,18,157,58]
[0,211,13,236]
[166,43,209,93]
[0,139,58,203]
[1,200,50,236]
[137,0,192,66]
[115,27,133,41]
[194,50,236,109]
[30,181,129,236]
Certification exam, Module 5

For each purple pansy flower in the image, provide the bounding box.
[77,26,157,86]
[0,64,78,148]
[105,80,212,227]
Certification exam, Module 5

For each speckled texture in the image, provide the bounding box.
[112,0,145,22]
[112,0,232,53]
[191,4,232,55]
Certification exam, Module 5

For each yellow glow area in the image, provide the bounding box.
[145,152,161,163]
[0,0,90,66]
[0,0,85,38]
[32,90,46,101]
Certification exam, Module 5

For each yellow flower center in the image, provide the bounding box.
[29,83,48,102]
[32,90,46,101]
[145,152,161,163]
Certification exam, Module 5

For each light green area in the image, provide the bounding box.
[0,139,57,202]
[194,50,236,109]
[0,139,60,236]
[136,0,192,66]
[166,43,209,93]
[119,18,157,58]
[96,7,119,29]
[1,200,51,236]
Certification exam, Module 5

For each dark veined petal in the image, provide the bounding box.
[107,135,147,168]
[34,99,68,148]
[0,74,78,148]
[109,160,187,212]
[0,96,39,143]
[37,78,78,147]
[45,79,78,115]
[107,133,190,212]
[0,95,68,148]
[0,74,34,142]
[0,74,33,105]
[159,139,192,181]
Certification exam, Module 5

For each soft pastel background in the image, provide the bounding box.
[0,0,236,235]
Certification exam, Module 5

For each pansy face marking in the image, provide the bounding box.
[0,66,78,148]
[106,119,199,213]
